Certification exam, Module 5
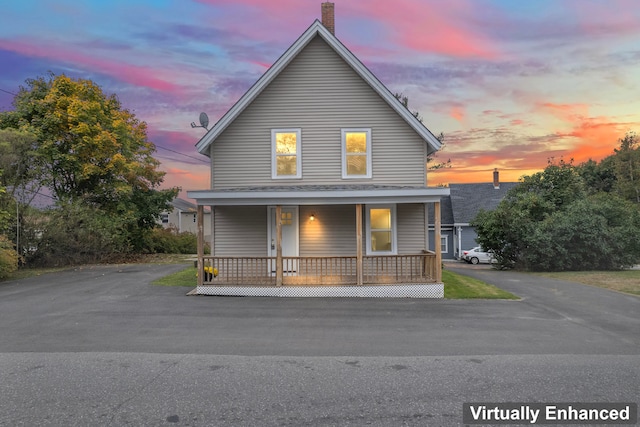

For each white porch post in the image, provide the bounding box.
[275,205,283,287]
[356,204,363,286]
[196,205,204,287]
[434,201,442,282]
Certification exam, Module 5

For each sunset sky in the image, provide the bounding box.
[1,0,639,197]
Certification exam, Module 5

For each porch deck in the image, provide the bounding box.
[200,253,439,286]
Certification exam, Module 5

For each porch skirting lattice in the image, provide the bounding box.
[196,283,444,298]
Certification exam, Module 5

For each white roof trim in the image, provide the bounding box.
[187,187,450,206]
[195,20,442,155]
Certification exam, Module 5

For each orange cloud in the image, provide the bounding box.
[537,102,590,121]
[450,106,465,122]
[557,120,626,162]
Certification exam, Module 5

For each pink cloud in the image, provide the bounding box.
[0,39,182,93]
[197,0,498,59]
[160,164,210,199]
[347,0,500,58]
[568,0,640,38]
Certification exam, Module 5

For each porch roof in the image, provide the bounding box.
[187,185,449,206]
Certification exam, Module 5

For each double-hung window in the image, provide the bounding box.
[272,128,301,179]
[366,204,397,255]
[441,236,448,254]
[342,129,372,179]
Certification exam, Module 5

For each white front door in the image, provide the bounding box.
[268,206,299,273]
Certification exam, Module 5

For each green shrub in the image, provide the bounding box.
[0,235,18,279]
[141,227,209,254]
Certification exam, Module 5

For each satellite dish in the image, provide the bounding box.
[199,112,209,129]
[190,112,210,130]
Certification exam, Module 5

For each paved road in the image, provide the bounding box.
[1,263,638,426]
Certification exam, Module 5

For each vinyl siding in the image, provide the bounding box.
[299,205,356,256]
[429,230,455,259]
[214,206,267,256]
[397,203,426,254]
[461,226,480,251]
[212,35,427,189]
[213,204,431,257]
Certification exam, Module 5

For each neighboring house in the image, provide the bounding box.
[187,3,449,298]
[428,170,518,259]
[160,198,211,240]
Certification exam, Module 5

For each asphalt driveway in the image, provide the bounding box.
[1,263,638,426]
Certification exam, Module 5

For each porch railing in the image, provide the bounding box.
[201,253,437,286]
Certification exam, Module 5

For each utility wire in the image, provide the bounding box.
[0,88,17,96]
[155,145,209,164]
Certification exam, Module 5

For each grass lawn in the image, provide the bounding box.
[534,270,640,296]
[152,266,198,287]
[153,265,519,299]
[1,254,196,283]
[442,269,518,299]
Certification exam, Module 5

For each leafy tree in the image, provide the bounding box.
[0,73,178,213]
[0,74,179,260]
[0,174,10,233]
[612,132,640,203]
[512,158,586,212]
[471,159,640,270]
[576,156,616,195]
[522,194,640,271]
[0,128,42,203]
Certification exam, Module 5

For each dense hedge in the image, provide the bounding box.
[0,235,18,279]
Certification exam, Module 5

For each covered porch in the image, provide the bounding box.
[187,185,449,298]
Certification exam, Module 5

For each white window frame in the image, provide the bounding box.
[341,128,372,179]
[271,128,302,179]
[365,204,397,255]
[440,235,448,254]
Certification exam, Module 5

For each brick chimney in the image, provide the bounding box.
[493,168,500,189]
[321,2,335,35]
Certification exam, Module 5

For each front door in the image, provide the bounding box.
[269,206,299,273]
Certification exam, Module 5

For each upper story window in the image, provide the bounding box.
[342,128,372,179]
[272,128,301,179]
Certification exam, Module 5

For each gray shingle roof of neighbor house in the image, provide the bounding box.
[170,198,197,213]
[169,198,211,213]
[194,19,442,156]
[449,182,519,224]
[426,193,454,225]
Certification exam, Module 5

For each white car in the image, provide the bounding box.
[461,247,495,264]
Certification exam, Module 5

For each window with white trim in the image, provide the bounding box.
[272,129,301,179]
[366,204,396,255]
[342,129,372,179]
[441,236,448,253]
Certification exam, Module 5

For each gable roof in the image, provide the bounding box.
[449,182,519,225]
[195,20,442,155]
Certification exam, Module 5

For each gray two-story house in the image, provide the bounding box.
[188,3,449,297]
